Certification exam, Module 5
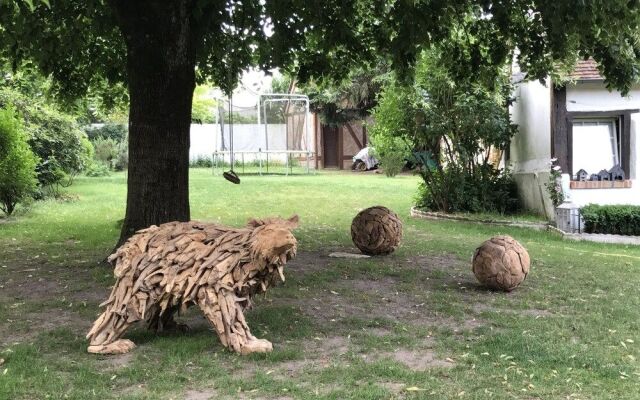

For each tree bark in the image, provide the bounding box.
[109,0,198,246]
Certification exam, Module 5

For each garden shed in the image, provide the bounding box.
[313,117,369,169]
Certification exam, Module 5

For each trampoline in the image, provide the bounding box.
[211,93,315,176]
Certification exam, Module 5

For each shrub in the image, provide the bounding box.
[85,162,111,177]
[369,138,408,177]
[28,107,94,183]
[417,164,520,214]
[0,106,38,216]
[415,76,517,214]
[93,137,119,166]
[27,110,94,196]
[580,204,640,236]
[113,137,128,171]
[88,131,127,171]
[0,87,93,195]
[190,155,213,168]
[413,49,518,214]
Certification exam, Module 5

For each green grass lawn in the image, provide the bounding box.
[1,169,639,399]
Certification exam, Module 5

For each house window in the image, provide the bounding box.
[572,118,620,174]
[551,85,636,184]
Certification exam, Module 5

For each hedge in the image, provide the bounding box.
[581,204,640,236]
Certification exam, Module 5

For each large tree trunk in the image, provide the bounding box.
[109,0,198,246]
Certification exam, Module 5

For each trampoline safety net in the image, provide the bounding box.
[210,93,314,175]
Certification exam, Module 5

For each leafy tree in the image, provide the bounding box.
[417,49,519,213]
[255,75,293,125]
[270,75,294,94]
[1,61,51,102]
[70,82,129,125]
[373,44,519,212]
[191,85,217,124]
[0,105,38,216]
[2,0,639,244]
[1,59,128,125]
[298,63,389,126]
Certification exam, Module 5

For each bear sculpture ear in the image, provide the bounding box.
[246,215,300,229]
[246,218,264,228]
[286,215,300,228]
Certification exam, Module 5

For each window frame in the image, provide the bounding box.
[567,110,632,178]
[551,85,636,179]
[570,117,621,176]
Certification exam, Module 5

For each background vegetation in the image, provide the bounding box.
[0,61,127,212]
[368,39,519,213]
[1,170,639,399]
[0,105,38,215]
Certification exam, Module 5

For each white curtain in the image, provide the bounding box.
[572,120,619,174]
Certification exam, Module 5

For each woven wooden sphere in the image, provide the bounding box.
[351,206,403,255]
[472,235,530,291]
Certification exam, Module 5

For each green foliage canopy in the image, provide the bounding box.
[2,1,639,98]
[299,63,389,126]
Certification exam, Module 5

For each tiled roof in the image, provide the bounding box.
[569,59,603,80]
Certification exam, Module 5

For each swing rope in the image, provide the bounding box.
[223,94,240,184]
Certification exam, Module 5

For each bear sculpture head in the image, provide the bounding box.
[248,215,299,267]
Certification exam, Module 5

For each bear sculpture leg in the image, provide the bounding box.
[197,287,272,355]
[86,310,137,354]
[146,305,190,333]
[87,305,190,355]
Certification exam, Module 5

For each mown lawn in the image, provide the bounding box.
[0,169,639,399]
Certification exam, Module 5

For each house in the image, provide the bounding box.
[312,116,369,169]
[509,59,639,219]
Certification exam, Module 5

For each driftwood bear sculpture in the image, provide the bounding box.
[86,215,299,355]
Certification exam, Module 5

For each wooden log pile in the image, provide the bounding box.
[351,206,403,255]
[472,235,530,291]
[86,215,299,355]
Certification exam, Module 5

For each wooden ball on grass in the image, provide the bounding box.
[472,235,530,291]
[351,206,402,255]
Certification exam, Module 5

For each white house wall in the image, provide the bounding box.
[509,80,555,218]
[565,82,640,207]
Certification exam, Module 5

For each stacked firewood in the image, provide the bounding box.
[351,206,403,255]
[87,216,299,355]
[472,235,530,291]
